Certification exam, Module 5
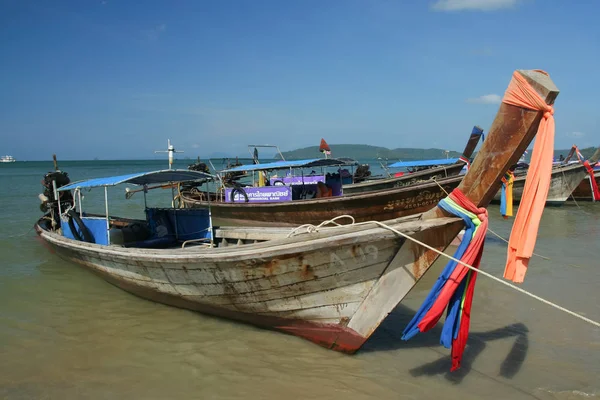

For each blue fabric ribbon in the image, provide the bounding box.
[401,198,477,342]
[500,182,507,216]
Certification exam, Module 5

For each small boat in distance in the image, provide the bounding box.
[0,155,16,163]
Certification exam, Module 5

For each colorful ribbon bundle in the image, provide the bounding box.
[402,189,488,371]
[500,170,515,218]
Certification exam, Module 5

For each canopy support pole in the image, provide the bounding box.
[143,185,148,209]
[53,180,62,217]
[77,189,83,218]
[104,186,110,245]
[206,180,214,247]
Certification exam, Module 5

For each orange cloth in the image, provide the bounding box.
[502,70,555,283]
[316,183,332,198]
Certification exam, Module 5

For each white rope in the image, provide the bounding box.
[286,215,357,237]
[486,229,550,261]
[4,225,36,239]
[289,214,600,329]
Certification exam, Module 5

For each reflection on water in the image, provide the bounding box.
[0,161,598,399]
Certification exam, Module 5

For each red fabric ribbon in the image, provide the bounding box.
[583,160,600,201]
[416,189,488,370]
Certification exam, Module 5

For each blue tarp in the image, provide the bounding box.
[388,158,460,169]
[58,169,215,191]
[131,208,212,248]
[220,158,358,173]
[62,216,109,245]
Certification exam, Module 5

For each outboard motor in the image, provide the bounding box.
[180,159,211,194]
[39,169,74,229]
[188,160,210,173]
[353,164,372,183]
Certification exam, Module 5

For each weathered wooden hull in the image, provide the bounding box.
[492,164,588,205]
[181,176,463,227]
[342,163,464,195]
[569,170,600,201]
[35,216,463,352]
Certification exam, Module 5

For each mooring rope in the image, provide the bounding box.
[4,224,36,239]
[288,214,600,329]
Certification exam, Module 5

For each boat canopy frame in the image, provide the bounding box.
[387,158,461,169]
[56,169,216,246]
[220,157,358,174]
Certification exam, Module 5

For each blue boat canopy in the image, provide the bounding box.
[220,158,358,173]
[387,158,461,169]
[58,169,215,191]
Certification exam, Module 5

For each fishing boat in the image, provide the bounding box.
[181,156,466,226]
[493,148,600,205]
[35,69,558,355]
[178,128,485,227]
[341,126,484,195]
[570,166,600,201]
[0,155,16,163]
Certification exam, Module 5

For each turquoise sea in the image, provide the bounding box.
[0,159,599,399]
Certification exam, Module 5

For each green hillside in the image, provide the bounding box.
[281,144,599,162]
[281,144,462,161]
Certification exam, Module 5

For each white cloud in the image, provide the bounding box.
[466,94,502,104]
[431,0,519,12]
[567,132,585,138]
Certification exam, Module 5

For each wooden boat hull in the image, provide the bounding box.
[569,171,600,201]
[342,163,464,195]
[182,176,463,227]
[492,163,588,205]
[35,216,463,352]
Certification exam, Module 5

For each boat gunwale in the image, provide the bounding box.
[35,215,463,262]
[182,174,463,208]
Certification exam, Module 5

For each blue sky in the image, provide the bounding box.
[1,0,598,160]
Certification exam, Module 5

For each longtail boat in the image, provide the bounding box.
[493,148,600,205]
[179,155,476,228]
[35,69,558,356]
[570,168,600,201]
[182,173,464,227]
[341,126,484,195]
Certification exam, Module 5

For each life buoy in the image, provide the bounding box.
[67,209,95,243]
[230,187,249,203]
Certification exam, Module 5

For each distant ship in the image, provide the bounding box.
[0,155,16,163]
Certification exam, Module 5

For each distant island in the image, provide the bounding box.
[279,144,598,162]
[281,144,463,161]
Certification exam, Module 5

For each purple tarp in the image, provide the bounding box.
[225,187,292,203]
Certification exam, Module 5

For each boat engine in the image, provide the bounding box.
[353,164,372,183]
[188,161,210,173]
[39,170,74,228]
